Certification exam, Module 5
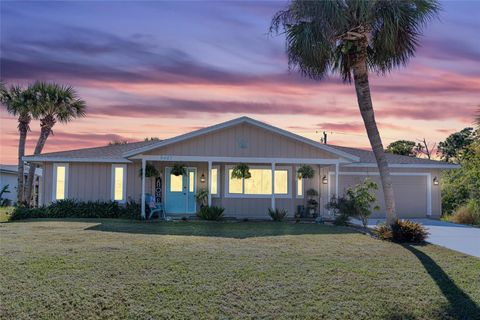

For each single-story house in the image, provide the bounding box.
[0,165,43,206]
[23,116,458,219]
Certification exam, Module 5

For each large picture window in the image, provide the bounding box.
[53,163,69,201]
[111,164,127,203]
[226,166,290,197]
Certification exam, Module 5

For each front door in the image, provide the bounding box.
[165,167,196,214]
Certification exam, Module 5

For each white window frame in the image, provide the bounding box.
[52,163,69,202]
[210,165,220,197]
[111,164,127,203]
[296,166,304,198]
[224,165,291,198]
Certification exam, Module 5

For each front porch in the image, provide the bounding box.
[137,156,343,220]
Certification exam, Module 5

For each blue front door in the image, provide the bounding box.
[165,167,196,214]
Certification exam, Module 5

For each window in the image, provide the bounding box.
[53,163,68,201]
[210,166,219,196]
[170,174,183,192]
[189,171,195,192]
[296,176,304,197]
[275,170,288,195]
[226,166,290,197]
[111,164,126,203]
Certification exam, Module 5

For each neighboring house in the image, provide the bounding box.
[0,165,43,206]
[23,117,458,219]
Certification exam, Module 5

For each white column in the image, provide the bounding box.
[141,158,146,219]
[271,162,276,210]
[335,163,339,199]
[207,161,212,207]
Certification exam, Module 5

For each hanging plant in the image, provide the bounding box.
[297,165,315,179]
[139,163,159,178]
[171,163,187,176]
[231,163,251,179]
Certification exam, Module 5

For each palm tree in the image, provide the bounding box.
[24,82,86,206]
[271,0,439,225]
[0,83,40,205]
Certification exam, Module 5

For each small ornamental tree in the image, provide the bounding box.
[326,179,380,228]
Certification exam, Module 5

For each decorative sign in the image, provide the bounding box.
[155,176,162,203]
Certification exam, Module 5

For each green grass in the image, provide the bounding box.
[1,219,479,319]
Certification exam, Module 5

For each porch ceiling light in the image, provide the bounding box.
[200,173,206,183]
[322,176,328,184]
[433,176,439,185]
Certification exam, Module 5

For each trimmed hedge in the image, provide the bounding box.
[9,199,141,221]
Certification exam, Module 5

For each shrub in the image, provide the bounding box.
[8,200,142,221]
[197,206,225,221]
[326,179,379,228]
[374,220,429,243]
[449,199,480,225]
[268,208,288,222]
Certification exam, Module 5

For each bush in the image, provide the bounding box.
[374,220,429,243]
[197,206,225,221]
[326,179,379,228]
[449,199,480,225]
[268,208,288,221]
[9,200,141,221]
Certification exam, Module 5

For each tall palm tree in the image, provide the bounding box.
[271,0,439,225]
[24,82,86,206]
[0,83,40,205]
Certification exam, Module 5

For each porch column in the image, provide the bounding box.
[271,162,276,210]
[207,160,212,207]
[141,158,146,219]
[335,163,339,199]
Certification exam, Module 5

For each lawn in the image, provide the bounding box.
[0,219,479,319]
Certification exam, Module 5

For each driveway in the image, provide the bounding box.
[352,218,480,258]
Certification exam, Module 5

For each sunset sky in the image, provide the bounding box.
[1,1,479,164]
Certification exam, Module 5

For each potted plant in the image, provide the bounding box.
[139,163,159,178]
[297,165,315,179]
[171,163,187,176]
[195,188,208,209]
[231,163,251,179]
[306,188,319,217]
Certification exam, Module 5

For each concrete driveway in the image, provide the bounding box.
[352,218,480,258]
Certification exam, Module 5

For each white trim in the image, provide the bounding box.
[271,162,276,209]
[23,156,131,163]
[111,164,127,203]
[141,159,146,219]
[224,165,292,199]
[133,155,347,165]
[123,117,360,161]
[335,163,339,200]
[52,163,69,202]
[344,163,459,169]
[207,161,212,207]
[328,171,432,216]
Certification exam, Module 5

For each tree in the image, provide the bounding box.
[475,106,480,130]
[414,138,436,159]
[437,127,475,163]
[0,83,40,205]
[24,82,86,206]
[385,140,417,157]
[144,137,160,141]
[108,140,129,145]
[270,0,439,225]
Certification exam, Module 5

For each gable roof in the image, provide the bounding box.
[22,116,458,169]
[122,116,360,161]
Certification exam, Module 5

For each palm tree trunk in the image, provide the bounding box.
[352,58,397,225]
[16,117,30,206]
[25,118,53,206]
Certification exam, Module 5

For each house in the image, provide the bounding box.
[22,117,458,219]
[0,164,43,206]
